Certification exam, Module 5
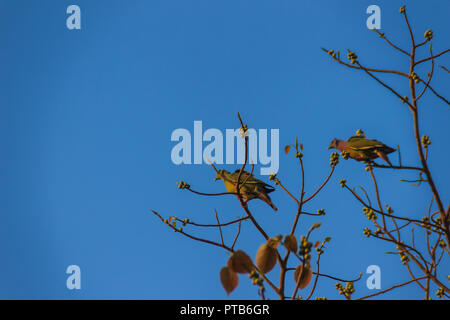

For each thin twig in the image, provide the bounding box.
[231,220,242,251]
[372,29,410,56]
[214,209,224,246]
[356,276,427,300]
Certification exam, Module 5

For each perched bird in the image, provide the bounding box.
[214,169,278,211]
[328,136,396,166]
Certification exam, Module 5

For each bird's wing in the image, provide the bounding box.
[228,170,275,189]
[347,137,386,150]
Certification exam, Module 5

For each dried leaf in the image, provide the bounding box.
[256,243,277,274]
[314,241,320,248]
[220,266,239,295]
[300,144,304,151]
[294,264,313,289]
[285,145,291,155]
[227,250,253,274]
[284,235,298,252]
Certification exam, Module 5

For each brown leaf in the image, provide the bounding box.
[293,263,313,289]
[284,235,298,252]
[220,266,239,295]
[256,243,277,274]
[300,144,304,151]
[314,241,320,248]
[227,250,254,274]
[284,145,291,155]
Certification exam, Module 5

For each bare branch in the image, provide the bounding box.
[372,29,410,56]
[303,166,335,204]
[415,48,450,65]
[214,209,224,246]
[356,276,427,300]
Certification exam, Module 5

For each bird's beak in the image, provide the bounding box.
[214,177,219,182]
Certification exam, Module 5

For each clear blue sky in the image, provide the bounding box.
[0,0,448,299]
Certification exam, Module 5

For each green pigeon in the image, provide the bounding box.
[328,136,396,166]
[214,169,278,211]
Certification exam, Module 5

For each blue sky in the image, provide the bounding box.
[0,0,448,299]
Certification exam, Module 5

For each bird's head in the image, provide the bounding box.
[328,138,339,150]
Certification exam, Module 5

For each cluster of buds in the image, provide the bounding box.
[399,6,405,13]
[339,179,347,188]
[315,297,327,300]
[165,216,184,233]
[299,236,313,261]
[430,216,442,233]
[363,207,377,221]
[295,151,303,159]
[239,124,249,138]
[341,150,350,160]
[363,227,372,238]
[347,50,358,64]
[249,270,265,295]
[365,164,372,172]
[399,251,409,265]
[345,282,355,296]
[316,247,324,256]
[269,173,280,185]
[421,216,431,228]
[385,204,394,214]
[355,129,365,137]
[401,96,409,103]
[165,216,176,225]
[438,240,447,249]
[317,208,326,216]
[396,242,410,265]
[327,49,337,58]
[410,72,420,84]
[335,283,345,295]
[316,237,331,256]
[181,218,190,226]
[424,29,433,41]
[436,287,444,299]
[335,282,355,298]
[421,135,431,148]
[330,152,339,166]
[176,181,190,189]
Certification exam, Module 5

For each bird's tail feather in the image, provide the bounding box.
[377,151,392,166]
[260,194,278,212]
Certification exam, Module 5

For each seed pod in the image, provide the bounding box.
[220,266,239,295]
[256,243,277,274]
[294,263,313,289]
[227,250,254,274]
[284,235,298,253]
